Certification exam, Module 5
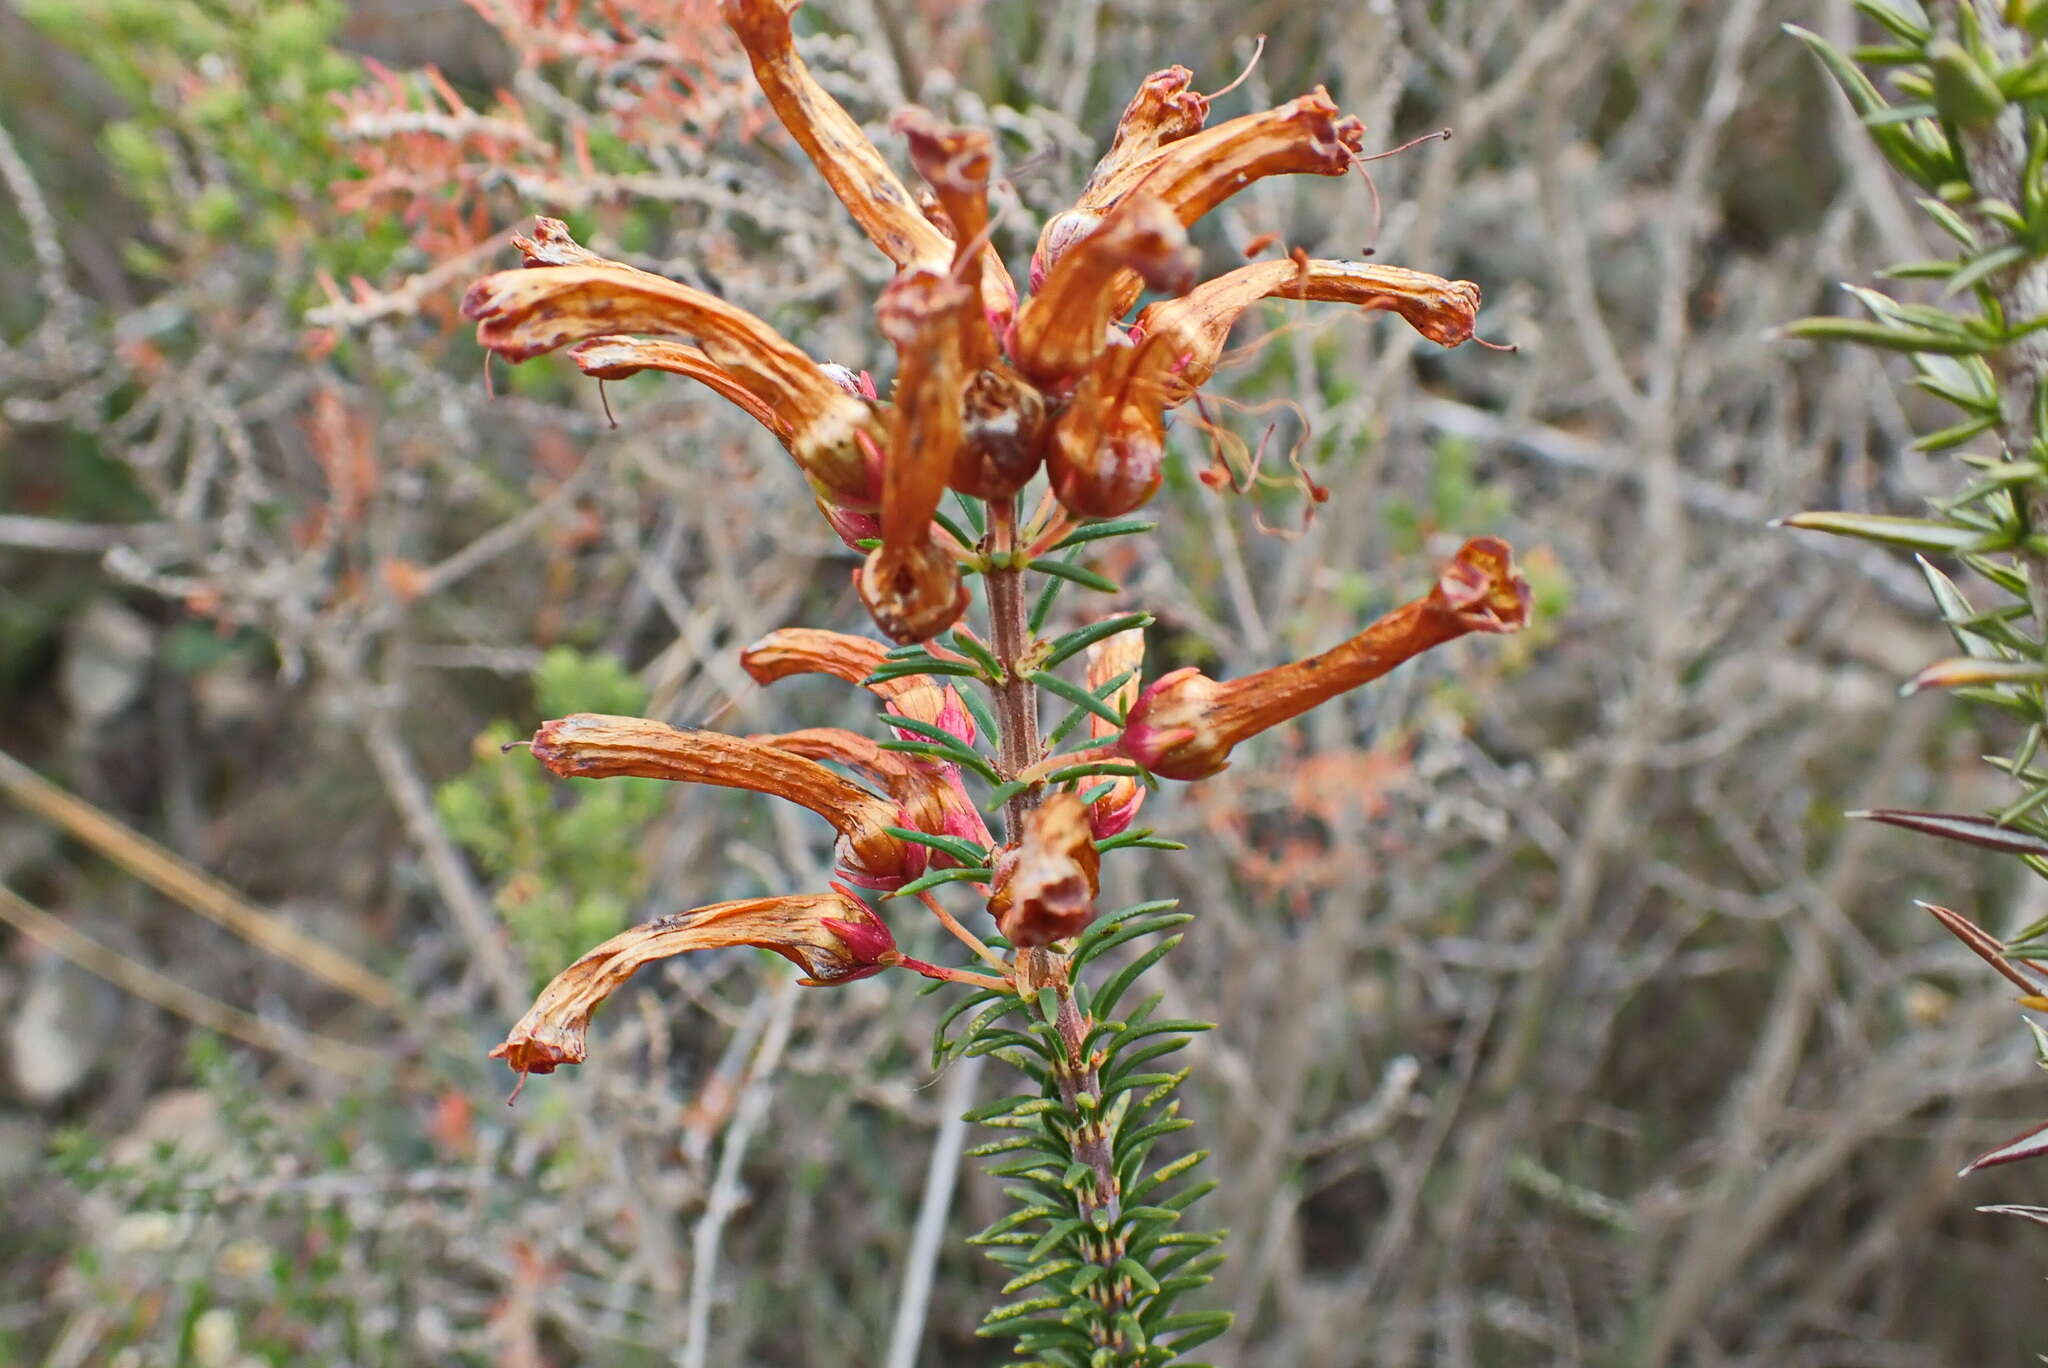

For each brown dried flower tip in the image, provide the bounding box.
[462,265,884,508]
[988,793,1102,948]
[527,713,920,888]
[860,268,972,642]
[1010,194,1198,385]
[1119,537,1531,780]
[490,891,893,1078]
[1132,259,1483,406]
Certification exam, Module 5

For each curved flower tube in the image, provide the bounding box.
[721,0,1013,328]
[860,269,972,642]
[567,337,792,439]
[490,890,894,1077]
[463,265,885,509]
[1028,66,1209,290]
[1119,538,1530,780]
[1009,194,1198,385]
[893,108,1016,369]
[528,713,921,887]
[740,626,908,697]
[1132,258,1483,406]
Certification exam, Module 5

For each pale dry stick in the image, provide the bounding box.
[0,882,373,1079]
[1419,4,1766,1350]
[0,514,171,554]
[354,697,529,1019]
[681,974,799,1368]
[0,747,397,1011]
[882,1051,987,1368]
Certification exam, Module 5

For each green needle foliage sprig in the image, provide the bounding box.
[1788,0,2048,1183]
[460,1,1530,1357]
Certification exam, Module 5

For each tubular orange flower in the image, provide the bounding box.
[1132,259,1484,406]
[1009,194,1199,385]
[528,713,921,887]
[1119,538,1530,780]
[490,890,894,1077]
[567,337,791,439]
[988,793,1101,947]
[462,264,885,508]
[1038,90,1366,315]
[1084,625,1148,839]
[860,268,972,642]
[720,0,1012,327]
[740,626,909,697]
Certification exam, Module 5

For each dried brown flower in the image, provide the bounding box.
[988,793,1102,947]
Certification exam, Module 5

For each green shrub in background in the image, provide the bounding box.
[437,648,666,986]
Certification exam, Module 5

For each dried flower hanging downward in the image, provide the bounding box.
[859,268,972,643]
[1119,537,1530,780]
[490,891,894,1077]
[988,793,1101,947]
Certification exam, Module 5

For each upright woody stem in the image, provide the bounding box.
[985,497,1043,835]
[983,500,1133,1347]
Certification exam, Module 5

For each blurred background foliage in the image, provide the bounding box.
[4,0,2048,1364]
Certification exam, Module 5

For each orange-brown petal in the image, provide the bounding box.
[528,713,915,885]
[740,626,925,700]
[893,108,1017,366]
[1132,258,1483,405]
[860,268,972,642]
[567,337,792,439]
[1045,90,1366,317]
[1009,194,1197,384]
[490,892,891,1075]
